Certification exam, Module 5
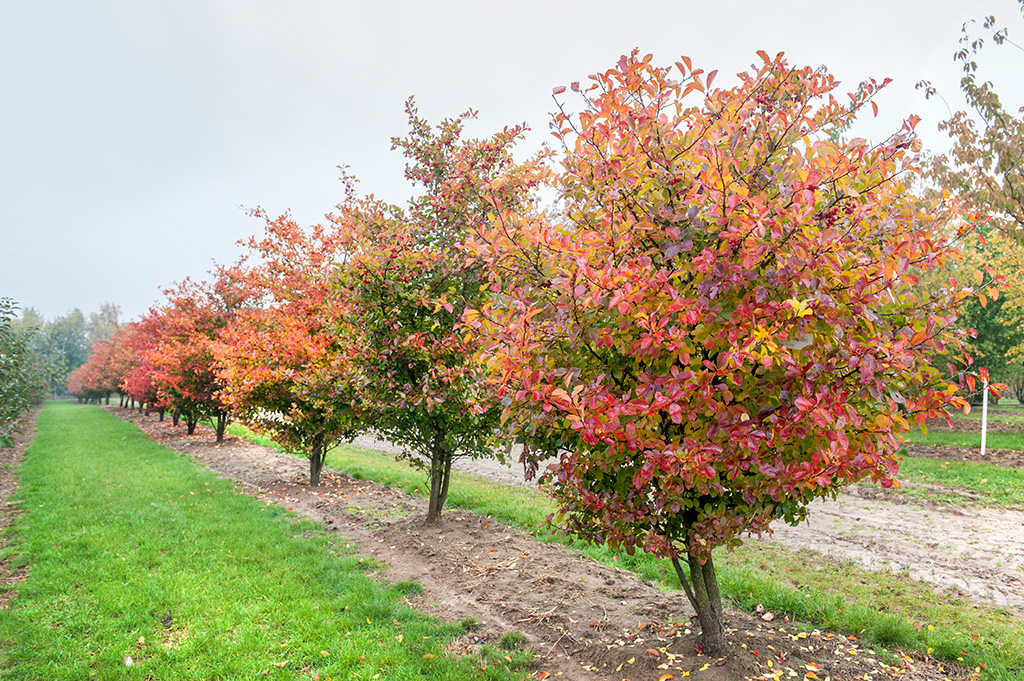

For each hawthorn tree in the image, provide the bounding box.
[215,214,360,486]
[334,100,547,524]
[468,52,984,654]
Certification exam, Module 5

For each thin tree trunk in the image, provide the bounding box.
[172,411,180,427]
[425,436,446,525]
[186,415,197,435]
[215,411,227,443]
[309,434,325,486]
[687,553,725,655]
[158,409,165,422]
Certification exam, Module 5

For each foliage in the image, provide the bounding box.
[468,51,980,653]
[13,307,89,396]
[215,214,360,485]
[0,298,44,446]
[919,0,1024,241]
[86,302,121,346]
[333,99,547,523]
[147,274,250,440]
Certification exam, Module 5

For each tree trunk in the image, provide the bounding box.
[425,433,453,526]
[215,411,227,443]
[186,415,197,435]
[172,411,180,427]
[308,433,325,486]
[672,554,725,655]
[105,392,111,405]
[158,409,165,422]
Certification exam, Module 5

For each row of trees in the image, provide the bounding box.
[72,52,997,654]
[0,299,47,446]
[10,303,121,398]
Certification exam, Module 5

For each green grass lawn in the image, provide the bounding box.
[901,428,1024,450]
[0,404,529,680]
[318,443,1024,680]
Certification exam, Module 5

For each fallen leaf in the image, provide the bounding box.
[762,612,775,621]
[659,674,675,681]
[272,660,288,668]
[422,653,434,659]
[646,649,661,657]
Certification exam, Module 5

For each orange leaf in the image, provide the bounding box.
[660,674,675,681]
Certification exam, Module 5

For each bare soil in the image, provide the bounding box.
[0,405,41,610]
[100,407,983,681]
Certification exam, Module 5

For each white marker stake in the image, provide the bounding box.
[980,378,989,458]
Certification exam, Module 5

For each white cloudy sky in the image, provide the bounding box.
[3,0,1022,322]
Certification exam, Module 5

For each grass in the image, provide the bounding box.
[895,456,1024,508]
[0,403,531,680]
[315,444,1024,680]
[901,428,1024,450]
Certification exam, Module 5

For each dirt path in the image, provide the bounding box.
[362,432,1024,617]
[0,405,41,610]
[762,485,1024,616]
[106,408,975,681]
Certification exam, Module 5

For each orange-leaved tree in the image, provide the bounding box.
[215,213,361,486]
[333,99,548,524]
[467,51,986,654]
[147,271,252,441]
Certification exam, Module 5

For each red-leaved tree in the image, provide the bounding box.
[333,99,548,524]
[215,214,360,486]
[468,51,988,653]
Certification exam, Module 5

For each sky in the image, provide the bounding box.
[3,0,1023,323]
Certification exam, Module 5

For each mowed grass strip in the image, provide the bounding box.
[895,456,1024,508]
[320,443,1024,680]
[901,428,1024,451]
[0,403,527,680]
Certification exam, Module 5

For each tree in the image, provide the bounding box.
[215,214,361,486]
[18,308,89,396]
[468,52,983,654]
[916,3,1024,402]
[918,0,1024,241]
[0,298,45,446]
[86,302,121,346]
[148,275,248,441]
[335,100,547,524]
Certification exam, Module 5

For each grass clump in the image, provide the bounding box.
[0,403,528,680]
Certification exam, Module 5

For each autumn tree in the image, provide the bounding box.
[215,214,360,486]
[917,2,1024,401]
[335,100,547,524]
[919,1,1024,241]
[468,52,982,654]
[118,314,170,413]
[147,273,250,441]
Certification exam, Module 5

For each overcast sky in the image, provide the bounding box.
[3,0,1022,323]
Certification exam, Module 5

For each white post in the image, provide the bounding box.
[980,378,989,458]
